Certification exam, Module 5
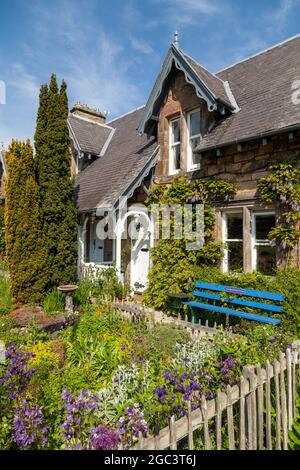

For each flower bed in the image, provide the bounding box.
[0,303,294,450]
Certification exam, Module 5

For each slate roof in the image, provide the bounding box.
[195,34,300,152]
[74,107,158,212]
[68,114,114,155]
[182,52,232,108]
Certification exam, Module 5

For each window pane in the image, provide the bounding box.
[172,119,180,143]
[227,213,243,240]
[227,241,243,272]
[104,238,113,262]
[255,215,275,240]
[190,136,200,151]
[174,145,181,170]
[256,245,276,275]
[192,147,202,167]
[189,111,200,137]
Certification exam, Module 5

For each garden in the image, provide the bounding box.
[1,259,299,450]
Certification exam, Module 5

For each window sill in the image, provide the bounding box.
[187,166,201,172]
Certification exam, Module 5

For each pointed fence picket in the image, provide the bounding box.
[131,343,300,451]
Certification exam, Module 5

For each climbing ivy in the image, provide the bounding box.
[144,176,238,309]
[258,162,300,251]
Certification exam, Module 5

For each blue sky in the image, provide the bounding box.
[1,0,300,147]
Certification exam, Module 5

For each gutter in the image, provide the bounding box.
[195,123,300,154]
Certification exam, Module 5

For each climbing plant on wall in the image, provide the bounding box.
[258,162,300,255]
[143,175,237,309]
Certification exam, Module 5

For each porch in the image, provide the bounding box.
[77,207,153,293]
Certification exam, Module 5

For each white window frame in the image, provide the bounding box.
[169,117,181,175]
[222,211,244,273]
[251,211,275,272]
[187,109,201,171]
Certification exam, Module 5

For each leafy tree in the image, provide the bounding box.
[35,75,77,290]
[4,140,47,302]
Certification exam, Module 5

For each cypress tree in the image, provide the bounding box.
[4,140,47,302]
[36,75,77,289]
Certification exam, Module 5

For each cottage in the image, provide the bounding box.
[71,34,300,292]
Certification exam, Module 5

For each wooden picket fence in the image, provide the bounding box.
[132,344,300,451]
[112,300,236,338]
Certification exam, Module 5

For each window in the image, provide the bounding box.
[169,118,181,174]
[223,212,244,272]
[252,212,276,275]
[187,109,201,170]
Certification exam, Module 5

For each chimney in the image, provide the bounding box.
[70,101,107,124]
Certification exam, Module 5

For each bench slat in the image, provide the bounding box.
[195,282,285,302]
[185,301,281,325]
[193,290,282,313]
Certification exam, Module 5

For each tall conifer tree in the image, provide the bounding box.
[5,140,47,301]
[35,75,77,289]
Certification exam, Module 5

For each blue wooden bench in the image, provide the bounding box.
[184,281,285,325]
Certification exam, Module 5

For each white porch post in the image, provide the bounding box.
[115,211,122,281]
[78,217,88,278]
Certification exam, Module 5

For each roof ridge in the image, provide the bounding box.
[68,113,114,130]
[215,32,300,74]
[107,105,145,125]
[181,50,227,86]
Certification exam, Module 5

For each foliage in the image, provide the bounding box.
[144,176,235,309]
[35,75,78,292]
[4,140,47,302]
[258,162,300,252]
[43,289,65,316]
[289,398,300,450]
[0,276,12,315]
[0,205,5,257]
[25,341,60,369]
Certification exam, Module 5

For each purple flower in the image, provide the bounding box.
[0,343,37,400]
[60,389,99,449]
[12,399,48,449]
[89,426,120,450]
[153,386,167,403]
[118,404,149,449]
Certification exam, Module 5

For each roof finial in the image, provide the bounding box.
[174,31,179,49]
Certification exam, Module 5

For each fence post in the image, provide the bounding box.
[239,376,246,450]
[292,350,298,419]
[280,353,288,450]
[249,366,257,450]
[169,415,177,450]
[215,390,223,450]
[244,367,253,450]
[256,364,264,450]
[227,385,235,450]
[187,401,194,450]
[265,361,272,450]
[274,359,282,450]
[286,347,293,430]
[201,395,211,450]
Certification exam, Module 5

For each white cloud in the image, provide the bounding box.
[129,35,154,55]
[151,0,222,26]
[10,64,40,101]
[25,0,144,116]
[266,0,300,34]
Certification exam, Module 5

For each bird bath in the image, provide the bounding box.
[57,285,78,314]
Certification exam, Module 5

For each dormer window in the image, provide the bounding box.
[187,109,201,171]
[169,117,181,175]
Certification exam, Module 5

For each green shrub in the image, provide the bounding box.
[0,277,12,315]
[43,290,65,316]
